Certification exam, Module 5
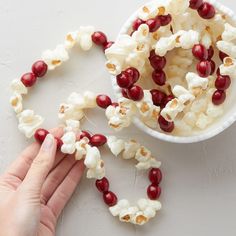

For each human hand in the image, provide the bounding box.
[0,128,84,236]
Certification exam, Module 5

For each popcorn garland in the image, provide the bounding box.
[105,0,234,135]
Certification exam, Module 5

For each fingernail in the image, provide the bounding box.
[41,134,54,151]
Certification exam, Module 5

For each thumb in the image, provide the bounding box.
[19,134,57,197]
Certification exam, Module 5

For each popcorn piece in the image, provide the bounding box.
[119,207,139,223]
[166,0,189,15]
[190,96,208,113]
[122,140,141,159]
[172,85,195,105]
[11,79,28,95]
[138,3,165,21]
[161,98,185,122]
[84,145,101,169]
[196,113,213,129]
[142,107,160,129]
[174,119,192,135]
[206,103,224,118]
[58,103,84,122]
[155,34,177,56]
[61,131,76,154]
[178,30,199,49]
[83,91,97,108]
[107,136,125,156]
[75,137,89,160]
[183,112,197,127]
[109,199,130,216]
[201,30,212,49]
[217,41,236,59]
[219,57,236,78]
[17,110,44,138]
[86,159,105,179]
[77,26,95,51]
[65,31,79,49]
[132,24,150,44]
[42,44,69,70]
[222,23,236,42]
[10,93,23,114]
[105,58,123,75]
[64,119,80,133]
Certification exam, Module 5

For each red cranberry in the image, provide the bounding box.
[103,191,118,206]
[158,116,175,133]
[212,90,226,105]
[21,72,37,87]
[149,49,156,59]
[133,18,145,31]
[209,60,216,75]
[92,31,107,46]
[121,89,129,99]
[116,72,133,88]
[157,14,172,26]
[80,130,91,140]
[152,70,166,86]
[161,95,175,108]
[125,67,140,83]
[96,95,112,109]
[96,177,110,193]
[90,134,107,147]
[216,67,221,76]
[149,168,162,185]
[150,89,166,106]
[207,46,214,59]
[219,51,228,62]
[192,44,208,60]
[32,60,48,78]
[147,184,161,200]
[34,129,49,143]
[196,61,212,77]
[55,137,63,150]
[127,85,144,101]
[146,18,161,32]
[189,0,203,9]
[198,2,216,19]
[149,54,166,70]
[215,75,231,90]
[103,41,114,51]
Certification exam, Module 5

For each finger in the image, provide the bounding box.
[47,161,85,219]
[4,127,64,183]
[41,154,77,205]
[19,134,57,196]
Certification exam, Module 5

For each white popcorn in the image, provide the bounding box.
[132,24,150,44]
[61,131,76,154]
[196,113,213,129]
[135,146,151,162]
[178,30,199,49]
[126,51,146,69]
[138,3,165,21]
[219,57,236,78]
[86,159,105,179]
[217,41,236,59]
[186,72,209,96]
[75,138,89,160]
[119,207,139,223]
[17,110,44,138]
[161,98,185,122]
[155,34,177,56]
[64,119,80,133]
[201,30,212,49]
[65,31,79,49]
[84,145,101,169]
[58,103,84,122]
[190,96,208,113]
[222,23,236,42]
[122,140,141,159]
[67,92,85,107]
[166,0,189,15]
[11,79,27,95]
[174,119,192,134]
[136,157,161,170]
[172,85,195,105]
[142,107,160,129]
[109,199,130,216]
[183,112,197,127]
[10,93,23,114]
[206,103,224,118]
[83,91,97,108]
[77,26,95,51]
[42,44,69,70]
[107,136,125,156]
[105,58,123,75]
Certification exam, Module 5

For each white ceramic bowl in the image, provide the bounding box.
[110,0,236,143]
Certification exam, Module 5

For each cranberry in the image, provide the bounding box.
[152,70,166,86]
[219,51,228,62]
[149,54,166,70]
[150,89,166,106]
[215,75,231,90]
[198,2,215,19]
[158,14,172,26]
[127,85,144,101]
[133,18,145,31]
[146,18,161,32]
[96,177,109,193]
[189,0,203,9]
[80,130,91,140]
[34,129,49,143]
[111,102,119,107]
[161,95,175,108]
[149,168,162,185]
[209,60,216,75]
[103,191,118,206]
[149,49,156,59]
[21,72,37,87]
[90,134,107,147]
[192,44,208,60]
[116,72,133,88]
[147,184,161,200]
[196,60,211,77]
[216,67,221,76]
[121,88,129,99]
[31,60,48,78]
[212,90,226,105]
[207,46,214,60]
[92,31,107,46]
[125,67,140,83]
[158,115,175,133]
[96,95,112,109]
[55,137,63,150]
[103,41,114,51]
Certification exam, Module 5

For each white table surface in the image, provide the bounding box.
[1,0,236,235]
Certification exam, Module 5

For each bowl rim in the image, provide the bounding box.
[110,0,236,144]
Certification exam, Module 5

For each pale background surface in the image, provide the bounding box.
[0,0,236,235]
